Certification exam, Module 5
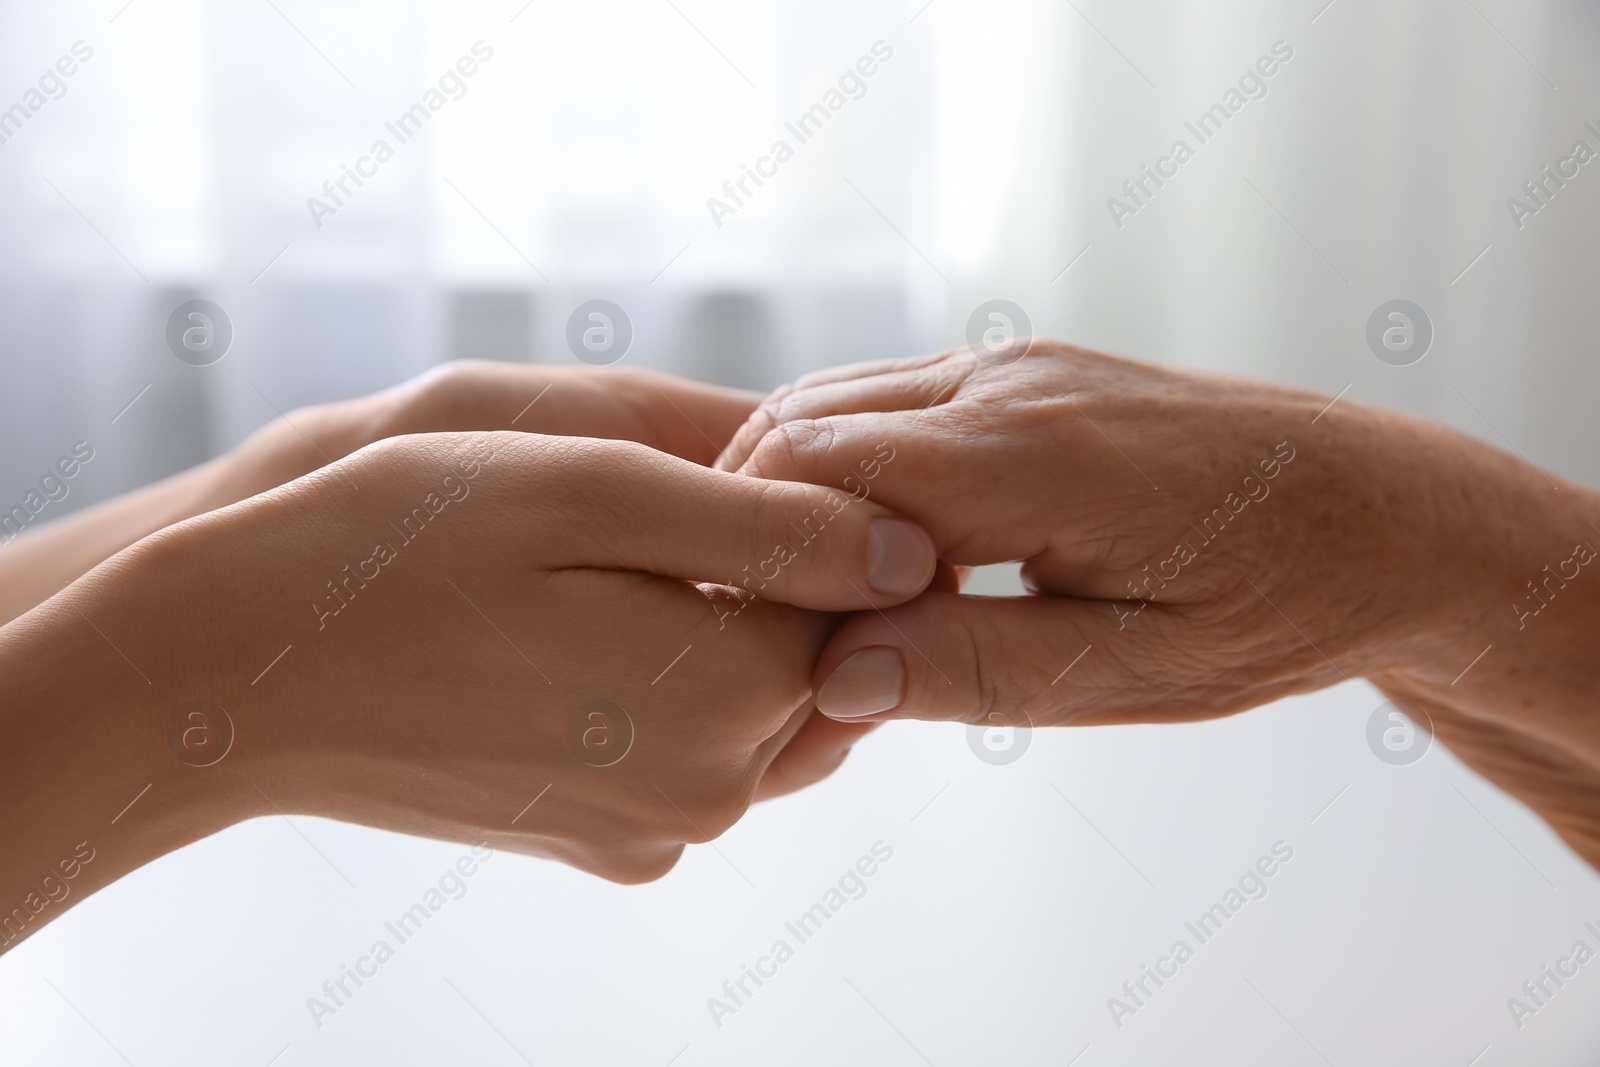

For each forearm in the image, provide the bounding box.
[0,576,240,953]
[1372,541,1600,864]
[1325,407,1600,863]
[1364,414,1600,762]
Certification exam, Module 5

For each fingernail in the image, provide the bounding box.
[868,519,934,596]
[817,647,905,720]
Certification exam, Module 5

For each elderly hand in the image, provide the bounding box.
[720,341,1600,867]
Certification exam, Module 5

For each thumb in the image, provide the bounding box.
[753,710,881,801]
[812,592,1150,726]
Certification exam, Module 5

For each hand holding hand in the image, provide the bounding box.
[210,361,760,507]
[0,361,760,625]
[719,342,1412,725]
[721,342,1600,864]
[0,429,936,924]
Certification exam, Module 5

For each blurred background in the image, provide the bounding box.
[3,0,1600,1063]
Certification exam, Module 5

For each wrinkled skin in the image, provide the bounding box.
[722,341,1600,868]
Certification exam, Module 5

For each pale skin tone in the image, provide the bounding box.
[0,362,936,952]
[720,341,1600,869]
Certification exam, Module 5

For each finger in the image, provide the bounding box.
[753,709,880,801]
[813,593,1088,725]
[615,369,764,466]
[715,383,793,473]
[716,353,963,472]
[789,352,950,392]
[545,439,938,611]
[515,368,760,465]
[745,412,1081,575]
[392,363,762,466]
[768,361,965,427]
[809,592,1280,728]
[739,412,920,490]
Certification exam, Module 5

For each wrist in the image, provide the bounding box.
[1345,409,1600,746]
[1260,400,1484,682]
[0,566,247,949]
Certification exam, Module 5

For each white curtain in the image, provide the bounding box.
[2,0,940,504]
[6,1,1593,505]
[6,3,1600,1064]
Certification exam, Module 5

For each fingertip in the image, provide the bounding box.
[715,384,793,473]
[867,517,937,599]
[811,592,987,726]
[733,477,932,612]
[740,417,821,481]
[817,646,906,721]
[754,712,881,801]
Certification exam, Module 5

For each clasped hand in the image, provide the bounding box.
[0,361,935,918]
[7,338,1600,949]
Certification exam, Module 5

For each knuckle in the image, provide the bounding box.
[281,402,321,428]
[726,404,783,470]
[957,611,1000,726]
[342,431,408,474]
[755,480,853,574]
[427,358,496,392]
[907,599,1017,726]
[408,361,471,407]
[747,424,795,479]
[278,401,353,453]
[750,388,792,426]
[393,360,502,426]
[535,438,632,498]
[749,419,828,480]
[762,479,821,526]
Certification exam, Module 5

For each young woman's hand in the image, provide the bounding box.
[212,361,759,504]
[0,430,936,946]
[0,362,759,625]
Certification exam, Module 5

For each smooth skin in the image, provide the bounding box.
[720,341,1600,869]
[0,362,889,804]
[0,364,936,952]
[0,361,764,626]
